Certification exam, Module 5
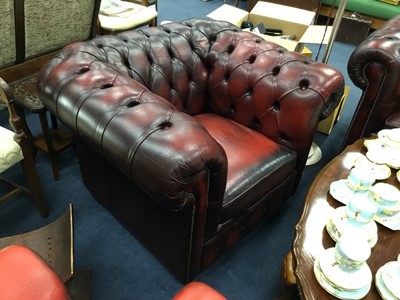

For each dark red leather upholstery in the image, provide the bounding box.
[0,245,70,300]
[173,282,226,300]
[343,15,400,150]
[37,19,344,282]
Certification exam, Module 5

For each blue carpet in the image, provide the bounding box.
[0,1,361,299]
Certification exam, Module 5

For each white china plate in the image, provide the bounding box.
[319,248,372,291]
[326,206,378,247]
[366,150,400,169]
[364,137,400,169]
[314,249,371,299]
[381,261,400,299]
[330,180,400,230]
[378,129,400,149]
[376,262,400,300]
[397,170,400,183]
[354,155,391,180]
[330,179,372,205]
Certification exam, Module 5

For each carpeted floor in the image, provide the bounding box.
[0,1,362,299]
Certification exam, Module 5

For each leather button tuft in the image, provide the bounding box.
[273,101,280,111]
[248,54,256,64]
[101,83,113,89]
[168,48,174,58]
[126,100,139,108]
[147,54,153,64]
[299,79,309,90]
[159,121,172,129]
[124,59,130,68]
[78,67,89,74]
[272,66,280,76]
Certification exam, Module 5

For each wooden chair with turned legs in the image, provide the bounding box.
[0,78,48,218]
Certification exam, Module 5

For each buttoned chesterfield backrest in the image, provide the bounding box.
[343,15,400,150]
[37,18,344,282]
[39,19,343,180]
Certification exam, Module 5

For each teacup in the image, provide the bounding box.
[346,167,375,192]
[369,183,400,217]
[345,197,377,225]
[334,233,371,269]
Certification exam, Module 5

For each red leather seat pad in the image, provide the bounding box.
[172,282,227,300]
[0,245,69,300]
[195,114,297,222]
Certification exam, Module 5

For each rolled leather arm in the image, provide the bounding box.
[343,15,400,148]
[386,111,400,129]
[347,15,400,90]
[37,51,228,212]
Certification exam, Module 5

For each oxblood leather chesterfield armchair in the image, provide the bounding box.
[342,15,400,150]
[37,19,344,282]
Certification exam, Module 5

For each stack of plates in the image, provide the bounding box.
[314,248,372,299]
[375,260,400,300]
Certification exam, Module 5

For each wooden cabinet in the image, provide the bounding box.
[247,0,321,12]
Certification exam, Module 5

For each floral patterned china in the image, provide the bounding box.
[330,180,400,230]
[369,183,400,217]
[364,129,400,169]
[375,255,400,300]
[378,128,400,150]
[354,156,391,180]
[314,235,372,299]
[326,206,378,247]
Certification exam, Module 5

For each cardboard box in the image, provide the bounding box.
[301,46,313,59]
[317,85,350,135]
[207,2,332,52]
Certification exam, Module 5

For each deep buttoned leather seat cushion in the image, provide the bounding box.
[195,113,296,222]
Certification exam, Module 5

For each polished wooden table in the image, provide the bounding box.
[291,139,400,299]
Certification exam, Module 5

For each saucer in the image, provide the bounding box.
[366,149,400,169]
[330,179,371,205]
[326,207,378,247]
[381,261,400,299]
[376,262,400,300]
[354,155,391,180]
[374,213,400,231]
[364,138,400,168]
[319,248,372,290]
[314,248,371,299]
[378,129,400,150]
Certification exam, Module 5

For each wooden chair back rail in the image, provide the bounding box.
[0,77,48,218]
